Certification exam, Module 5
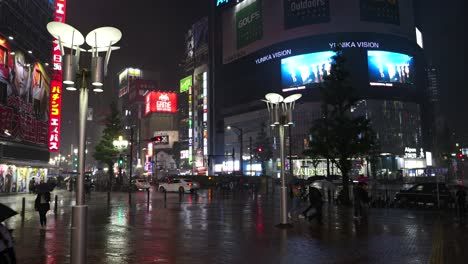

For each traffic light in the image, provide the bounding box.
[118,156,124,166]
[150,136,163,142]
[73,156,78,168]
[458,153,463,159]
[257,147,263,152]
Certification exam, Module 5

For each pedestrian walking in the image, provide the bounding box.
[29,178,36,194]
[456,186,467,221]
[0,203,17,264]
[301,185,323,224]
[0,223,16,264]
[288,183,302,219]
[34,187,51,229]
[354,182,370,222]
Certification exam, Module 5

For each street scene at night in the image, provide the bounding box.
[1,0,468,263]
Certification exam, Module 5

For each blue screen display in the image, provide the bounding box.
[368,50,414,86]
[281,51,336,90]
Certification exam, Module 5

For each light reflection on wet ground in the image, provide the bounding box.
[1,188,467,263]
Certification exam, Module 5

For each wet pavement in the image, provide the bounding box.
[1,188,468,264]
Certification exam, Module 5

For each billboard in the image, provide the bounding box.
[281,51,335,90]
[49,0,67,152]
[284,0,330,29]
[0,47,50,146]
[145,91,177,114]
[367,50,414,86]
[236,0,263,49]
[180,75,192,93]
[360,0,400,25]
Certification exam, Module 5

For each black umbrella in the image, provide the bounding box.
[0,203,18,222]
[305,176,327,184]
[36,182,52,193]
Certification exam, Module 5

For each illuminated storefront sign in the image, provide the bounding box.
[180,75,192,93]
[49,0,67,152]
[145,91,177,114]
[48,83,62,151]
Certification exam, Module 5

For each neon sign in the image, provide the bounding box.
[48,0,67,152]
[145,91,177,114]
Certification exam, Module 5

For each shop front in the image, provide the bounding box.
[0,163,50,193]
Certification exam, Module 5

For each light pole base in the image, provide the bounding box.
[71,205,88,264]
[275,223,293,229]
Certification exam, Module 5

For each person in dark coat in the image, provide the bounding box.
[34,190,51,229]
[302,186,323,223]
[354,182,370,221]
[456,187,467,221]
[0,222,16,264]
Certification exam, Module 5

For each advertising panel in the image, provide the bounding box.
[49,0,67,152]
[0,164,47,193]
[144,91,177,114]
[222,0,413,64]
[284,0,330,29]
[0,48,49,146]
[281,51,335,90]
[180,75,192,93]
[360,0,400,25]
[118,68,142,98]
[367,50,413,86]
[236,0,263,49]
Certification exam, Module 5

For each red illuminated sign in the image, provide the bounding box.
[48,81,62,151]
[145,91,177,114]
[48,0,67,152]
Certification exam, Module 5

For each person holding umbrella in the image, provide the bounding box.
[0,203,17,263]
[34,180,51,229]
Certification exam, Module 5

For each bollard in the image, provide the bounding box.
[147,189,150,204]
[179,189,183,202]
[54,195,58,213]
[21,197,25,221]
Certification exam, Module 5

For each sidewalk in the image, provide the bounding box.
[2,189,467,264]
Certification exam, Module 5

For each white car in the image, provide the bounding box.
[133,179,151,190]
[158,178,200,193]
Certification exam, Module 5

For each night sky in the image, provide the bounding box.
[60,0,468,145]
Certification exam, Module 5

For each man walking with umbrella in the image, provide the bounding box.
[35,180,51,229]
[0,203,17,263]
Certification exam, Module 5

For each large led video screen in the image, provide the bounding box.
[368,50,414,87]
[281,51,335,91]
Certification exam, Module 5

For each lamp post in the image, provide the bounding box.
[263,93,301,228]
[227,125,244,175]
[46,22,121,264]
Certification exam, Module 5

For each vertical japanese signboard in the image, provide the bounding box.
[49,0,67,152]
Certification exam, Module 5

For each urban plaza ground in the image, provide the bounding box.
[2,188,468,264]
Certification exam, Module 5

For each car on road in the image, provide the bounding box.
[394,183,452,207]
[158,178,200,193]
[133,179,151,191]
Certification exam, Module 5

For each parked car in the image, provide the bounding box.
[133,179,151,191]
[158,178,200,193]
[394,183,452,207]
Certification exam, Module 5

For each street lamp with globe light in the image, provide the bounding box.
[46,21,121,264]
[263,92,301,228]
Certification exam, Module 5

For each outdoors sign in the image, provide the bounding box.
[49,0,67,152]
[145,91,177,114]
[284,0,330,29]
[180,75,192,93]
[236,0,263,49]
[360,0,400,25]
